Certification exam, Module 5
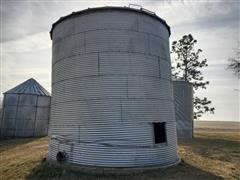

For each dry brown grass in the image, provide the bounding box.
[0,137,48,180]
[179,130,240,179]
[0,130,239,180]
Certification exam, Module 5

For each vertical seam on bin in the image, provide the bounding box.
[14,95,20,137]
[33,95,39,136]
[0,96,5,136]
[147,34,150,55]
[120,100,123,123]
[70,143,74,160]
[126,76,128,98]
[47,97,51,135]
[98,52,100,75]
[78,125,81,143]
[57,142,60,158]
[151,122,154,146]
[158,57,161,78]
[84,32,86,53]
[165,122,168,146]
[137,13,139,31]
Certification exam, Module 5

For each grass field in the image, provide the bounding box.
[194,121,240,130]
[0,130,239,180]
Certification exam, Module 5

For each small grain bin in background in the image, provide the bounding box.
[0,78,51,138]
[173,80,193,139]
[0,108,2,126]
[48,6,180,168]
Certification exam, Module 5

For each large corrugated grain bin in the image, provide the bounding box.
[0,78,51,138]
[48,6,180,168]
[173,80,193,139]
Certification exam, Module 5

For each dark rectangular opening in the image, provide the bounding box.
[153,122,166,144]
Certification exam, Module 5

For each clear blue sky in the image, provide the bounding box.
[0,0,239,122]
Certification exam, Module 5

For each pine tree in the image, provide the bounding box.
[171,34,215,120]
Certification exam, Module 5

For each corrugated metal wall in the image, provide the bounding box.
[48,8,179,167]
[0,94,50,137]
[173,81,193,139]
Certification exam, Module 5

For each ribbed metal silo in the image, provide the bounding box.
[48,6,180,167]
[173,80,193,139]
[0,78,51,138]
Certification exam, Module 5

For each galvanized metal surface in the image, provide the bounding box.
[0,79,51,137]
[50,6,171,39]
[48,7,179,167]
[173,80,193,139]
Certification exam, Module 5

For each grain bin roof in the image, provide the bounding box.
[50,6,171,39]
[4,78,50,96]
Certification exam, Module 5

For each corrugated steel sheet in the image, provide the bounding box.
[48,7,179,167]
[4,78,50,96]
[173,80,193,138]
[50,6,171,39]
[0,79,51,137]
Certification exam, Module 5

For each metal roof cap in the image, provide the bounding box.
[4,78,51,96]
[50,6,171,39]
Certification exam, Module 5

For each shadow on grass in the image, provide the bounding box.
[180,137,240,160]
[26,161,224,180]
[0,137,42,153]
[179,136,240,179]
